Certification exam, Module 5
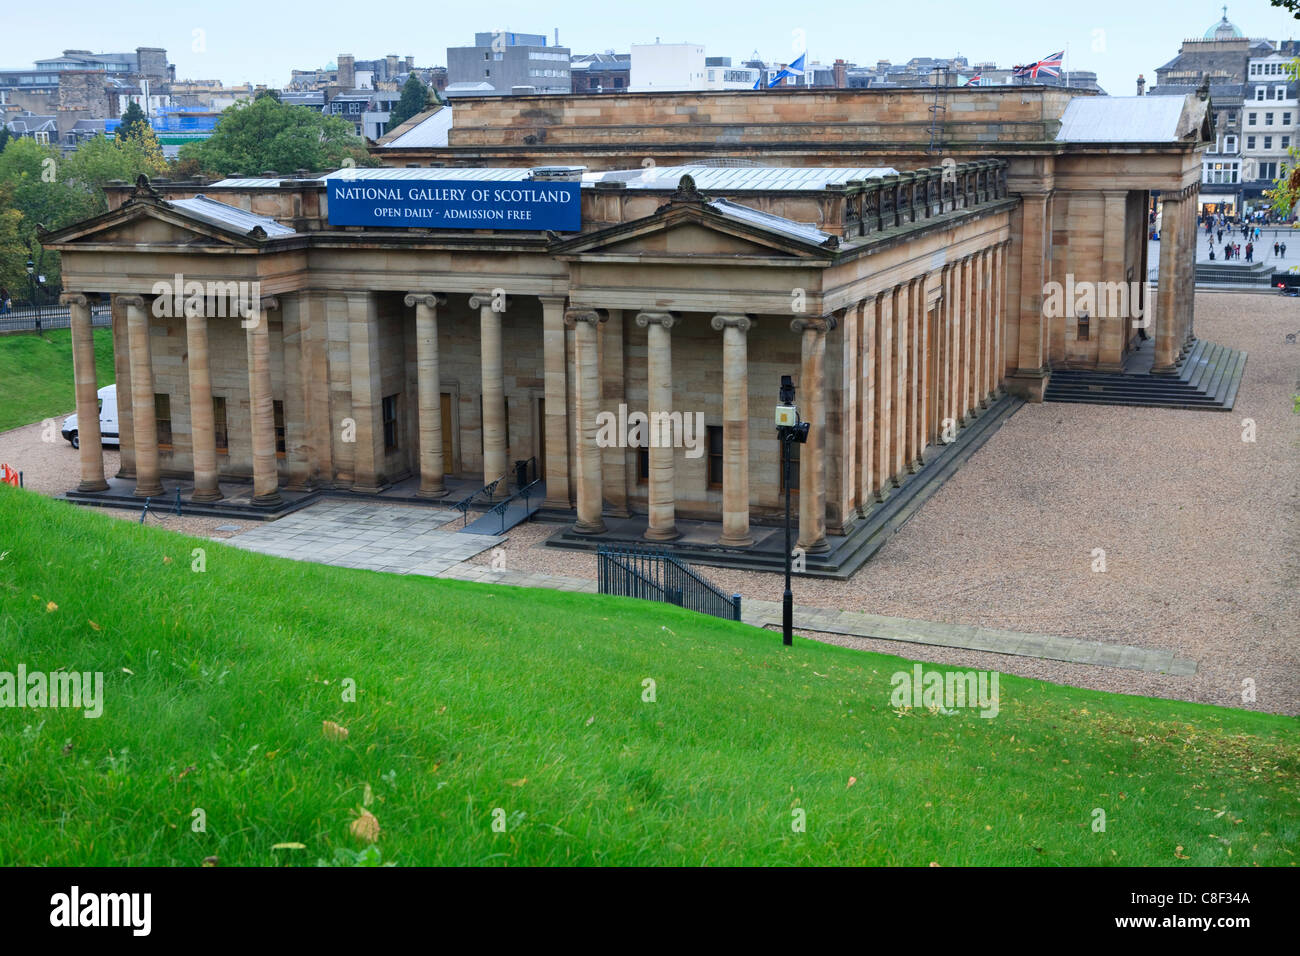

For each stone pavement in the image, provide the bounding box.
[226,499,503,575]
[228,500,1197,677]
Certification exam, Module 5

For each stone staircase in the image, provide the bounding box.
[1044,339,1247,411]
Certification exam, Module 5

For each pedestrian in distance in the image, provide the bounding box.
[1218,229,1224,243]
[0,287,9,315]
[1275,241,1281,257]
[1246,241,1254,262]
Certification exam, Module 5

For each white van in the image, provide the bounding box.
[62,384,120,449]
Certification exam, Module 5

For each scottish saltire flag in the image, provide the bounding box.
[767,52,807,88]
[1012,51,1063,79]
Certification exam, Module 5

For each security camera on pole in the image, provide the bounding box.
[775,374,810,647]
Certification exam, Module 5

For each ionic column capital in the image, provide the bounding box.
[635,311,678,330]
[119,294,147,310]
[60,292,91,308]
[469,292,509,311]
[404,292,448,309]
[710,313,755,332]
[565,308,608,328]
[790,315,836,334]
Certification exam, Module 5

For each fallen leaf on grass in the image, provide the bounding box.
[322,720,349,741]
[1175,846,1190,860]
[847,776,857,788]
[350,809,380,843]
[45,601,57,613]
[272,843,306,851]
[88,620,100,631]
[506,778,528,787]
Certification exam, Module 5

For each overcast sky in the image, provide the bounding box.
[5,1,1299,93]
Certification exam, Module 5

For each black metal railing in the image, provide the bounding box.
[485,478,543,534]
[450,474,506,526]
[597,546,741,621]
[0,302,112,333]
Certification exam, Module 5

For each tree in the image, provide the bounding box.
[178,95,372,176]
[387,74,429,130]
[1265,57,1300,217]
[255,88,282,103]
[1270,0,1300,16]
[0,125,11,154]
[118,101,150,142]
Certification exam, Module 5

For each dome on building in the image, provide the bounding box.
[1204,7,1244,40]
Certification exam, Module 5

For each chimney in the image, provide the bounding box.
[555,28,560,47]
[833,59,847,89]
[1137,74,1146,96]
[337,54,355,89]
[405,56,414,72]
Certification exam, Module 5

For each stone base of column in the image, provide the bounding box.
[1150,364,1179,376]
[1094,362,1125,373]
[644,525,680,542]
[351,483,384,495]
[191,488,223,503]
[797,537,830,554]
[717,532,753,548]
[253,491,284,507]
[1004,368,1050,402]
[133,482,163,498]
[873,486,891,504]
[907,459,921,474]
[573,518,607,535]
[416,486,449,500]
[78,478,109,493]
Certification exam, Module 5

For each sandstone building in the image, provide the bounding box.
[42,86,1213,574]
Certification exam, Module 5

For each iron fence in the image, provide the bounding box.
[597,546,741,621]
[0,303,112,333]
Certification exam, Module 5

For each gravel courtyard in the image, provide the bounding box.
[3,291,1297,713]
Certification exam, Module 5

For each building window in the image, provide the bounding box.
[1224,135,1237,153]
[1285,136,1292,149]
[213,397,228,453]
[1265,136,1274,150]
[637,446,648,484]
[1256,87,1266,101]
[706,426,723,489]
[1286,113,1293,126]
[1266,112,1275,126]
[1077,314,1090,341]
[1249,112,1258,125]
[155,394,172,450]
[382,394,399,451]
[779,439,800,493]
[1227,110,1237,123]
[1247,135,1257,149]
[1277,86,1288,100]
[273,400,286,457]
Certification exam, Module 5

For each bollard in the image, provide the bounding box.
[174,488,182,516]
[140,496,151,524]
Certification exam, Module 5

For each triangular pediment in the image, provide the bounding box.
[40,194,277,250]
[552,196,839,261]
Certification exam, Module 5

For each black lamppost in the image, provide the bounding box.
[25,257,40,336]
[775,374,810,646]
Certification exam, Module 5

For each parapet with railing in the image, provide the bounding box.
[837,159,1010,240]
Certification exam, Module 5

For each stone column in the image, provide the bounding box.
[404,292,449,498]
[936,265,952,438]
[962,255,976,422]
[793,316,833,552]
[971,251,985,414]
[539,295,571,510]
[469,292,509,495]
[1153,192,1182,374]
[63,293,108,492]
[892,282,909,485]
[908,278,923,471]
[183,299,221,502]
[981,249,994,406]
[859,296,875,509]
[246,296,282,506]
[347,292,384,493]
[874,289,894,500]
[1097,190,1129,371]
[993,242,1007,394]
[566,309,606,534]
[1010,192,1051,400]
[712,314,754,546]
[636,311,679,541]
[123,295,163,497]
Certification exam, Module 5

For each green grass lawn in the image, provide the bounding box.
[0,485,1296,866]
[0,328,115,432]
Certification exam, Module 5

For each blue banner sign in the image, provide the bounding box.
[326,179,581,231]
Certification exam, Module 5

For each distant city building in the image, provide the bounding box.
[1148,9,1296,215]
[845,54,1101,91]
[570,52,629,93]
[446,31,571,96]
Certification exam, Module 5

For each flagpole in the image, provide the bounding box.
[1065,42,1070,88]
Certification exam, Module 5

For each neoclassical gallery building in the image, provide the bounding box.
[43,86,1213,574]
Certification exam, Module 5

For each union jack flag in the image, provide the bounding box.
[1012,51,1063,79]
[964,74,982,87]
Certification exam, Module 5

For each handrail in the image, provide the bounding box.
[485,478,543,534]
[451,474,506,526]
[597,545,741,621]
